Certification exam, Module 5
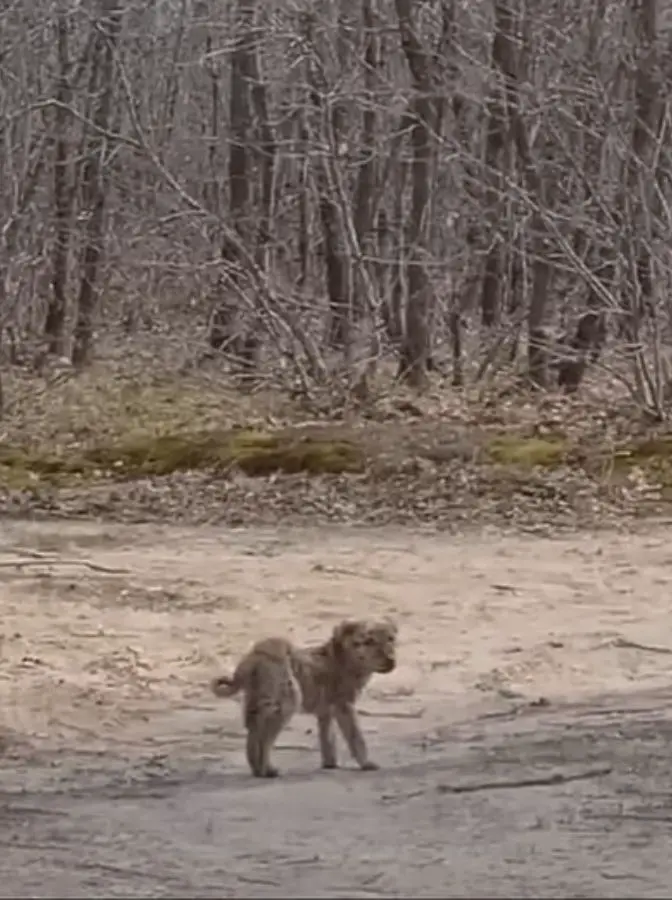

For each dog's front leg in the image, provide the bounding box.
[333,703,378,771]
[317,711,338,769]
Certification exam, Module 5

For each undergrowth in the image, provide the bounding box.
[1,364,671,492]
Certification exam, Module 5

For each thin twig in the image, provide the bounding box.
[600,871,648,881]
[360,708,425,719]
[476,696,550,721]
[380,788,425,803]
[4,548,52,559]
[310,563,388,580]
[437,764,612,794]
[0,558,127,575]
[234,875,281,887]
[586,812,672,824]
[612,637,672,655]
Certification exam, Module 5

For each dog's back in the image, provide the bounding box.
[210,637,295,701]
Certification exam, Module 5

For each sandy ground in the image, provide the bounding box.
[2,518,672,897]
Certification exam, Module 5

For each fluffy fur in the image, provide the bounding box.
[210,618,398,778]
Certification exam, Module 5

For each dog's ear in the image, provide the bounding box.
[332,619,359,651]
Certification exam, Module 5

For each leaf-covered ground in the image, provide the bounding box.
[1,353,671,531]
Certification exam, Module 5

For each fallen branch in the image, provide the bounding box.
[477,696,551,722]
[574,702,672,719]
[360,707,425,719]
[437,764,612,794]
[600,871,648,881]
[0,557,127,575]
[586,811,672,824]
[310,563,389,581]
[612,637,672,655]
[234,875,281,888]
[0,841,70,852]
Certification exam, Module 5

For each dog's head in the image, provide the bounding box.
[331,618,398,674]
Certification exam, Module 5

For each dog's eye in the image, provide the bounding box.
[364,636,376,646]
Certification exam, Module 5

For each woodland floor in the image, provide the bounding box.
[2,517,672,897]
[2,334,672,895]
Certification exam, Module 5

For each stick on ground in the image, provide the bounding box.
[437,764,613,794]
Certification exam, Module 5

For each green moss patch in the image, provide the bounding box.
[90,429,366,477]
[5,420,672,496]
[616,435,672,463]
[0,429,366,486]
[484,435,569,468]
[0,445,87,489]
[611,434,672,485]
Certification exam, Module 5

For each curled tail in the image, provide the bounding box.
[211,638,287,701]
[211,652,256,698]
[210,674,240,698]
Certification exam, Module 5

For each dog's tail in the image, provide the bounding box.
[210,674,240,698]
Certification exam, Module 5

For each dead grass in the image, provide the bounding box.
[2,363,304,446]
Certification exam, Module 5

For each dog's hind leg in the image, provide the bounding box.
[318,712,338,769]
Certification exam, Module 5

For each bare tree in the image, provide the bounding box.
[0,0,670,417]
[394,0,437,388]
[304,7,354,351]
[71,0,123,368]
[207,0,264,373]
[495,0,555,388]
[478,0,513,329]
[44,5,73,356]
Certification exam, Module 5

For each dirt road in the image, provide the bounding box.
[2,519,672,897]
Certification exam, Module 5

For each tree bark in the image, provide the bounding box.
[208,0,260,373]
[479,0,512,328]
[71,0,122,368]
[394,0,436,389]
[305,11,352,350]
[45,5,74,357]
[351,0,379,316]
[628,0,660,340]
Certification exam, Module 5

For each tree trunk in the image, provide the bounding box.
[305,11,352,350]
[491,0,555,388]
[45,5,74,357]
[351,0,379,316]
[557,311,606,393]
[449,307,464,387]
[71,0,122,369]
[527,214,552,389]
[248,26,277,272]
[208,0,259,373]
[394,0,436,389]
[479,0,512,328]
[628,0,659,341]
